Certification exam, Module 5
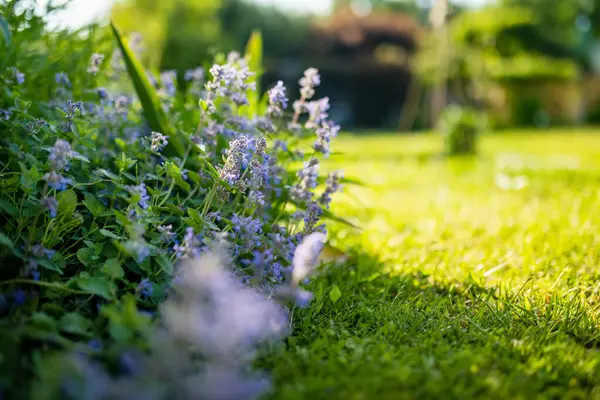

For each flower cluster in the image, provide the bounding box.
[43,138,74,191]
[150,131,169,153]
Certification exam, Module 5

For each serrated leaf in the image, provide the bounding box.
[59,313,92,336]
[99,229,121,239]
[102,258,124,279]
[76,247,95,267]
[76,277,114,300]
[329,285,342,303]
[110,21,184,157]
[57,190,77,217]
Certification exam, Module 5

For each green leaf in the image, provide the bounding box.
[244,30,263,117]
[165,162,191,192]
[0,174,19,188]
[57,190,77,217]
[110,21,184,157]
[321,208,361,230]
[329,285,342,303]
[0,14,11,48]
[76,247,95,267]
[99,229,121,239]
[59,313,92,336]
[0,198,18,217]
[155,254,173,276]
[0,233,17,255]
[76,277,114,300]
[83,194,104,217]
[71,152,90,163]
[36,258,63,273]
[95,168,120,181]
[102,258,124,279]
[164,203,184,216]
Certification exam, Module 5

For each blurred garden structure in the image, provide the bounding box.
[109,0,600,131]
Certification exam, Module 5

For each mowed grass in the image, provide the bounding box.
[267,129,600,399]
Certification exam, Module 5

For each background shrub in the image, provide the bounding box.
[437,105,486,155]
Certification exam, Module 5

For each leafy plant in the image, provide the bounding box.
[0,2,349,398]
[437,105,486,155]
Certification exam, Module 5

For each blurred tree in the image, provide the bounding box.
[111,0,310,88]
[218,0,309,60]
[111,0,222,71]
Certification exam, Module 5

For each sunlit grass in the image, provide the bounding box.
[267,129,600,399]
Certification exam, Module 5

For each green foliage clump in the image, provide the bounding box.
[437,105,485,155]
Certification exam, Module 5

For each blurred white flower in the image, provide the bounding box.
[292,232,326,285]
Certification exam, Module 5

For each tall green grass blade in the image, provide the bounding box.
[244,30,263,117]
[0,14,11,48]
[110,21,184,157]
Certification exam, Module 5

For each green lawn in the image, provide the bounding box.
[268,129,600,399]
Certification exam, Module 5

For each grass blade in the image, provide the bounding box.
[0,14,10,48]
[244,30,263,117]
[110,20,184,157]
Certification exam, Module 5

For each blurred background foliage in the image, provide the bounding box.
[5,0,600,130]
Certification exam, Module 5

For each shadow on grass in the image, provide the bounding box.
[262,249,600,400]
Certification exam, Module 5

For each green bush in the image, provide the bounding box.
[437,105,485,155]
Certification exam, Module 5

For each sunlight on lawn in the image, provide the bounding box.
[325,129,600,299]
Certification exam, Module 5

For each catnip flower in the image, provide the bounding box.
[160,70,177,97]
[305,97,330,129]
[291,158,319,203]
[87,53,105,75]
[205,52,255,111]
[44,171,72,191]
[41,196,58,218]
[219,135,248,186]
[319,171,343,208]
[55,72,71,87]
[138,278,154,298]
[185,67,204,83]
[267,81,288,117]
[303,201,324,233]
[48,139,73,171]
[157,224,175,242]
[173,227,207,260]
[12,68,25,85]
[150,131,168,153]
[31,244,55,259]
[0,109,12,120]
[128,183,150,209]
[299,67,320,100]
